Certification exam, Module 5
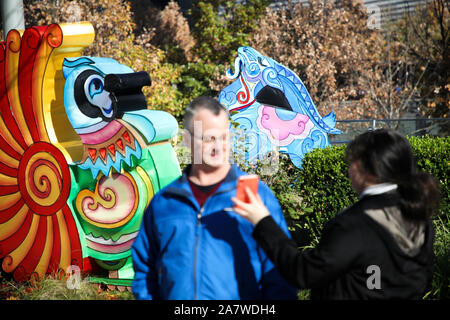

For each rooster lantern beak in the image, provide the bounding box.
[104,71,151,118]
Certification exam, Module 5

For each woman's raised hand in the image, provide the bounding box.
[232,187,270,225]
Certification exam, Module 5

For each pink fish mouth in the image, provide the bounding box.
[257,106,314,146]
[85,232,138,254]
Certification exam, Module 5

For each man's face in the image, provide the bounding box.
[186,108,231,168]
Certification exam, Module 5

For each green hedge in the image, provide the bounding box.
[408,136,450,215]
[261,135,449,299]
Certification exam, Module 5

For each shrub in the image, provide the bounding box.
[408,135,450,215]
[188,0,270,65]
[131,0,195,65]
[294,144,355,240]
[426,215,449,300]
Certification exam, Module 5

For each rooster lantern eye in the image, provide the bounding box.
[87,77,103,98]
[75,70,116,122]
[84,74,113,118]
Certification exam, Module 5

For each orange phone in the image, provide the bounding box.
[236,174,259,206]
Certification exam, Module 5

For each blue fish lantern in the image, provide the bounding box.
[219,47,341,168]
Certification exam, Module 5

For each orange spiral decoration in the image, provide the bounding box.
[18,142,71,216]
[0,24,83,282]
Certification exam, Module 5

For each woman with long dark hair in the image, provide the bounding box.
[232,128,441,299]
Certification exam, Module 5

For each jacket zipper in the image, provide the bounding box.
[192,185,238,300]
[193,206,204,300]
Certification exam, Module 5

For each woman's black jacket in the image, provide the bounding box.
[252,192,434,299]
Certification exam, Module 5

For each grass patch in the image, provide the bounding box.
[424,215,450,299]
[0,273,134,300]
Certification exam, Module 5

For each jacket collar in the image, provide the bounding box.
[164,164,242,210]
[359,183,398,200]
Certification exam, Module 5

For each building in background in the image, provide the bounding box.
[269,0,431,26]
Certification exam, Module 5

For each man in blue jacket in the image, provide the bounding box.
[131,96,297,300]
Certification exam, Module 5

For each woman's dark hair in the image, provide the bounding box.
[183,96,228,133]
[345,128,441,220]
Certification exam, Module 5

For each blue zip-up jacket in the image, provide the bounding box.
[131,164,297,300]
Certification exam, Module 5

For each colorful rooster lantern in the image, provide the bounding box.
[219,47,341,168]
[0,23,181,289]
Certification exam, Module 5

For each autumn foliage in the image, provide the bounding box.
[251,0,383,119]
[250,0,448,121]
[17,0,450,122]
